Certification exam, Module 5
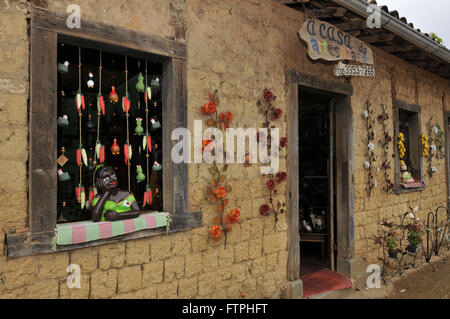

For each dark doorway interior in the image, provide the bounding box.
[299,88,337,276]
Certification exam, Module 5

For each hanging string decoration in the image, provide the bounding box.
[142,60,153,208]
[75,47,87,209]
[123,56,132,191]
[95,51,106,165]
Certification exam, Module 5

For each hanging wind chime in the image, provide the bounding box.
[75,47,87,209]
[123,56,132,192]
[142,60,153,208]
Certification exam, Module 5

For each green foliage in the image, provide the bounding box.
[430,33,443,45]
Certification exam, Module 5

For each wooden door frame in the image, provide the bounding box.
[444,111,450,210]
[286,70,355,281]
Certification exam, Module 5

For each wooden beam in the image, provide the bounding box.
[29,27,58,233]
[309,7,348,18]
[31,7,187,61]
[286,83,300,281]
[358,33,396,43]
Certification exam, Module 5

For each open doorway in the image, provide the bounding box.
[298,87,337,276]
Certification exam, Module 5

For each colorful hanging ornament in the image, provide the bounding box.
[109,86,119,103]
[75,90,86,113]
[57,147,69,167]
[111,138,120,155]
[95,141,106,164]
[57,61,69,74]
[142,185,152,208]
[57,169,70,182]
[57,114,69,127]
[145,86,151,101]
[136,72,145,92]
[87,72,95,88]
[135,117,144,135]
[150,116,161,130]
[152,160,162,171]
[122,95,131,113]
[123,143,132,164]
[136,165,145,183]
[142,134,152,152]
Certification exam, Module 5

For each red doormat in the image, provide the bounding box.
[301,268,353,298]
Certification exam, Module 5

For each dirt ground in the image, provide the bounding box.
[387,259,450,299]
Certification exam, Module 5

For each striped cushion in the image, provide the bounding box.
[55,212,170,246]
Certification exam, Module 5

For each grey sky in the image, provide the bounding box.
[375,0,450,46]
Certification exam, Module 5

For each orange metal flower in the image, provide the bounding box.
[209,225,221,239]
[215,186,226,199]
[202,139,213,153]
[226,208,241,224]
[201,101,217,114]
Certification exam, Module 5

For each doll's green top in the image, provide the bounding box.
[92,194,136,222]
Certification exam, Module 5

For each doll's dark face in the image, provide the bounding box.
[96,168,118,192]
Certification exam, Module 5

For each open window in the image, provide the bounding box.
[394,100,424,193]
[5,7,200,257]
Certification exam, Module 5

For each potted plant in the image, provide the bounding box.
[385,232,399,258]
[406,218,424,254]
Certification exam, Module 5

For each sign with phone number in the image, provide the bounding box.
[335,62,375,77]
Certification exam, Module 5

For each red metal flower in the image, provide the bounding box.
[271,108,282,120]
[259,204,271,216]
[266,179,277,190]
[215,186,227,199]
[263,88,275,102]
[276,171,287,183]
[280,137,288,148]
[201,101,216,114]
[209,225,221,240]
[226,208,241,224]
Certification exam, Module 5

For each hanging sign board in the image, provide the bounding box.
[299,19,374,65]
[335,61,375,77]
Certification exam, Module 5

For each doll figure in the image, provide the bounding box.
[400,160,415,184]
[90,165,140,222]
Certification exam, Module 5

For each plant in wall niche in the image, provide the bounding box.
[201,91,240,246]
[378,104,394,193]
[256,89,287,226]
[363,100,377,197]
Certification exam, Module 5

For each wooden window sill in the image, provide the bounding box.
[395,183,425,194]
[5,211,201,258]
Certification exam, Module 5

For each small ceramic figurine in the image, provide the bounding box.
[136,73,145,92]
[111,138,120,155]
[109,86,119,103]
[400,160,415,184]
[136,165,145,183]
[87,72,95,88]
[302,220,313,232]
[57,169,70,182]
[135,117,144,135]
[91,165,140,222]
[150,117,161,130]
[57,114,69,127]
[57,61,69,74]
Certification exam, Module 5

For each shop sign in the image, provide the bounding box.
[335,61,375,77]
[299,19,374,65]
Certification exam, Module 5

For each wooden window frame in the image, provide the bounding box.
[393,99,425,194]
[6,7,201,258]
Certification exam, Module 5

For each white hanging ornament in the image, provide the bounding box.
[87,72,95,88]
